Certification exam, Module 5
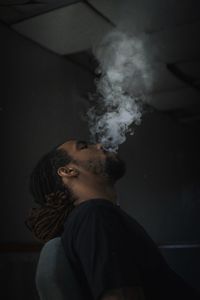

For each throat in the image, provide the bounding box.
[73,183,117,206]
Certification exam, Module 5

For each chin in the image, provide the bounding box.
[105,155,126,182]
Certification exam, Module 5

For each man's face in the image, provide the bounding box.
[58,140,126,182]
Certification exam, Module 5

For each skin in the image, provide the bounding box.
[57,139,119,206]
[57,139,145,300]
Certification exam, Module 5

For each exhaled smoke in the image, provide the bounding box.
[87,31,151,152]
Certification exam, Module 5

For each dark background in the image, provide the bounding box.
[1,1,200,299]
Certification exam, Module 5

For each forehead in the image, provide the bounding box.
[57,140,76,152]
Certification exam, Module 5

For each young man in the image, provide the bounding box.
[28,139,200,300]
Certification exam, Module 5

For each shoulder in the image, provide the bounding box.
[62,199,122,238]
[66,199,120,224]
[61,200,120,259]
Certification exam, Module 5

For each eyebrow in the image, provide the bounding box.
[76,140,87,150]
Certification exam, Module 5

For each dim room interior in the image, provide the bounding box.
[1,0,200,299]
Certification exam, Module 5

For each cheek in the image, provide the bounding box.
[84,158,106,175]
[86,149,105,160]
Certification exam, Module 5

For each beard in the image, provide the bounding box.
[104,154,126,182]
[76,153,126,183]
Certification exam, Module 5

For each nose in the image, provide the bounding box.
[96,143,104,150]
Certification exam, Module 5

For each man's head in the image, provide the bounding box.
[28,139,126,241]
[29,147,73,205]
[30,139,126,205]
[57,139,126,186]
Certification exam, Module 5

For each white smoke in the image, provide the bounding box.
[87,31,152,152]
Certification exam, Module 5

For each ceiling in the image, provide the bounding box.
[1,0,200,123]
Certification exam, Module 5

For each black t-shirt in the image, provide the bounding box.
[61,199,200,300]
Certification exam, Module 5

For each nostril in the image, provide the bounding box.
[96,143,103,150]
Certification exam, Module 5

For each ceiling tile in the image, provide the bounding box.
[146,87,200,111]
[0,0,80,24]
[12,2,113,54]
[88,0,200,33]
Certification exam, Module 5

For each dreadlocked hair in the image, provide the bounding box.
[25,148,76,244]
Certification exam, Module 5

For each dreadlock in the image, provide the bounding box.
[25,148,76,244]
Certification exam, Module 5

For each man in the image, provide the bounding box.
[28,139,200,300]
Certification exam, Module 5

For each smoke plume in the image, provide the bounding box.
[87,31,152,152]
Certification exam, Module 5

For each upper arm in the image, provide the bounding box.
[100,286,146,300]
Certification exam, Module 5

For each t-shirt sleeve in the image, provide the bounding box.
[72,206,142,300]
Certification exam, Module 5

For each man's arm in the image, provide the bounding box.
[100,287,145,300]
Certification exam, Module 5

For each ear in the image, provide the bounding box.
[57,166,79,178]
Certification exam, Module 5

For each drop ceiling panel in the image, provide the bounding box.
[7,0,200,113]
[12,2,113,54]
[127,62,185,96]
[146,87,200,111]
[0,0,80,24]
[12,1,79,20]
[177,61,200,78]
[149,22,200,64]
[88,0,200,33]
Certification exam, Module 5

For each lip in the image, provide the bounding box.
[104,149,117,157]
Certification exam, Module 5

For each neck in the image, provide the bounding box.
[72,176,117,206]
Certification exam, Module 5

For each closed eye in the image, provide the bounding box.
[76,140,88,150]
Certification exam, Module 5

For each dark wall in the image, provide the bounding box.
[1,23,93,243]
[118,113,200,244]
[1,22,199,299]
[117,113,200,291]
[0,22,94,300]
